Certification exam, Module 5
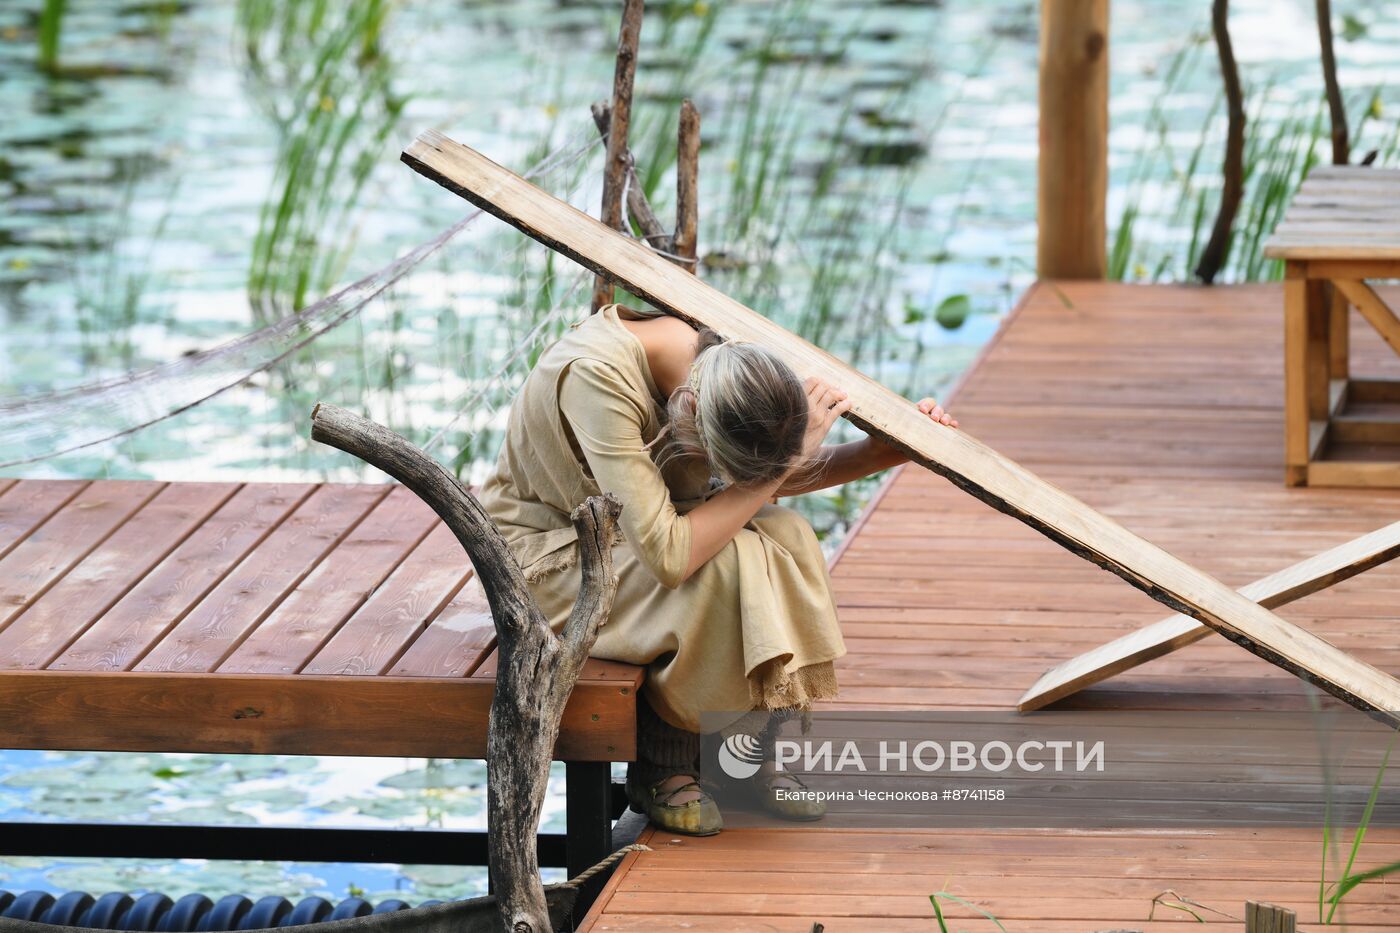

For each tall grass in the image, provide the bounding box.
[238,0,406,323]
[36,0,65,72]
[1111,39,1397,286]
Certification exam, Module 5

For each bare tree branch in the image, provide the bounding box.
[1195,0,1246,285]
[310,402,622,933]
[1316,0,1349,165]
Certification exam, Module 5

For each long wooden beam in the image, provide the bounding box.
[1019,521,1400,712]
[400,130,1400,726]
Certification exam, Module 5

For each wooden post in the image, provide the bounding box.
[1245,901,1296,933]
[1037,0,1109,280]
[674,98,700,273]
[592,0,645,312]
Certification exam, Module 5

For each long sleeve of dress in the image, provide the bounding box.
[558,357,693,589]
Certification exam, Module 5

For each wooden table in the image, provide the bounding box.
[1264,165,1400,487]
[0,478,639,896]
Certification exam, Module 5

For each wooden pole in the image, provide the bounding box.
[1245,901,1296,933]
[673,98,700,272]
[592,0,645,312]
[309,403,622,933]
[1037,0,1109,280]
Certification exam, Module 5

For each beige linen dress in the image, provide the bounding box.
[477,304,845,733]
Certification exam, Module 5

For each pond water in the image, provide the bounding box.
[0,0,1397,907]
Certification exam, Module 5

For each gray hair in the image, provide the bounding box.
[658,328,810,489]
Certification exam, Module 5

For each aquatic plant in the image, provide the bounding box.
[36,0,64,72]
[239,0,407,323]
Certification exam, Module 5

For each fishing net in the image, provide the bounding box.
[0,127,603,472]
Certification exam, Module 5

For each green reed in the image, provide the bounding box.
[238,0,406,323]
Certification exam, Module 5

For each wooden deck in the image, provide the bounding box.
[0,479,640,761]
[580,281,1400,931]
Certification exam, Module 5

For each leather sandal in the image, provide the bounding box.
[753,770,826,822]
[626,773,724,836]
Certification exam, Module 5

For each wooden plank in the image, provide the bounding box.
[1309,460,1400,488]
[135,483,389,672]
[0,483,238,670]
[218,486,438,674]
[0,479,89,560]
[1018,521,1400,711]
[1333,278,1400,357]
[1036,0,1108,279]
[402,131,1400,725]
[0,480,162,634]
[50,483,315,672]
[388,570,498,677]
[0,669,636,761]
[301,521,474,675]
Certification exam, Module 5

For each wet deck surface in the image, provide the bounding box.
[580,282,1400,931]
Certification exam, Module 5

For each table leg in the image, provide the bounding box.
[1328,281,1350,381]
[1306,279,1331,421]
[1283,265,1310,486]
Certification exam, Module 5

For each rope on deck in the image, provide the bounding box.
[561,843,652,889]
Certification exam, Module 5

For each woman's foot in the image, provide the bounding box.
[626,771,723,836]
[751,763,826,822]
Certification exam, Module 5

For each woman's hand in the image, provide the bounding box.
[916,397,958,429]
[799,377,852,461]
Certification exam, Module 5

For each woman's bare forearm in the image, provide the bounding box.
[775,436,907,497]
[680,476,786,584]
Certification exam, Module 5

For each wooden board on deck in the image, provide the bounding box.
[1019,520,1400,711]
[401,130,1400,725]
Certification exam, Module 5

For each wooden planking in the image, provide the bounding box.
[135,484,390,672]
[1264,166,1400,260]
[403,131,1400,724]
[0,480,88,559]
[388,571,498,677]
[219,486,439,674]
[301,521,475,676]
[1018,521,1400,711]
[580,282,1400,932]
[0,668,637,762]
[50,483,316,672]
[0,483,239,670]
[0,480,162,633]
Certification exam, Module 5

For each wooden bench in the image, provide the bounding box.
[1264,165,1400,487]
[0,478,639,898]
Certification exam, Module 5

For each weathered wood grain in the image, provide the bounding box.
[217,486,438,674]
[135,484,389,672]
[401,130,1400,725]
[0,480,161,634]
[0,480,87,559]
[49,483,315,672]
[1019,520,1400,711]
[301,521,474,675]
[0,483,237,669]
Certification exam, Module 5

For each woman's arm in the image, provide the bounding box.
[775,396,957,497]
[678,376,853,582]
